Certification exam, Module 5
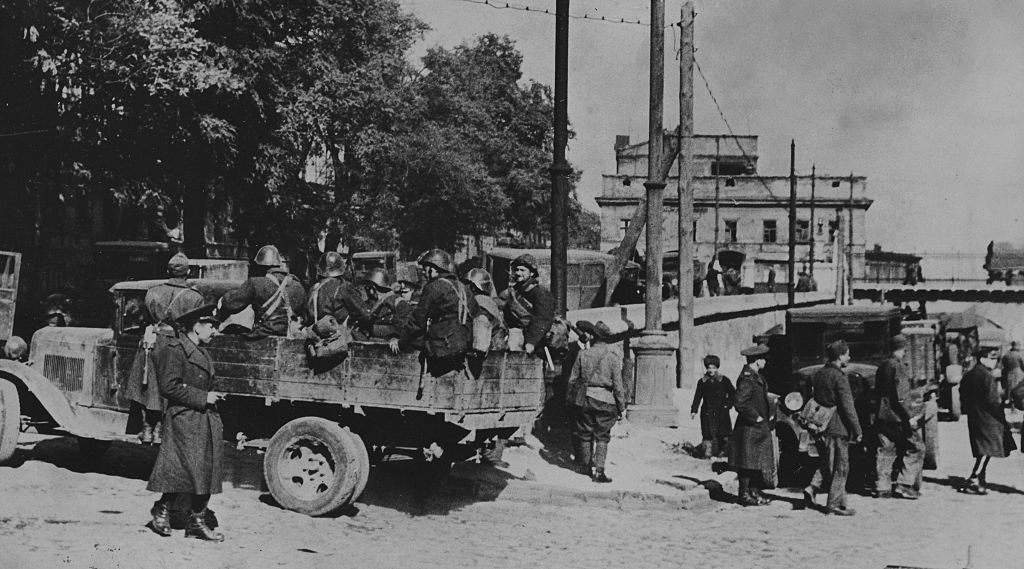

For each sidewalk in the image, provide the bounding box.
[445,388,737,512]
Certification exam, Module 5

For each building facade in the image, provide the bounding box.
[597,134,873,292]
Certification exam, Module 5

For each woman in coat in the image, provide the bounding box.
[959,346,1016,495]
[729,345,775,506]
[146,304,226,541]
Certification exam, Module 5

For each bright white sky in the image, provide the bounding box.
[398,0,1024,254]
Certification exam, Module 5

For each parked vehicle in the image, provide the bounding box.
[0,275,545,516]
[768,305,941,488]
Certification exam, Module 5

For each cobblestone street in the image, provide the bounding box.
[3,419,1024,569]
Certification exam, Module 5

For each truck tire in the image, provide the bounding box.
[263,417,361,516]
[346,430,370,503]
[0,379,19,464]
[923,400,939,470]
[948,384,962,421]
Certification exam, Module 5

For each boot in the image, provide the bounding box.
[185,510,224,542]
[573,438,592,475]
[591,467,613,483]
[148,502,172,537]
[140,423,154,445]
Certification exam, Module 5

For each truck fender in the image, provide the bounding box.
[0,360,107,437]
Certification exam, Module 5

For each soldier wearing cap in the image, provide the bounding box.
[360,267,414,353]
[306,251,372,332]
[804,340,863,516]
[729,344,775,506]
[959,346,1016,495]
[220,245,307,337]
[403,249,478,374]
[874,334,924,499]
[145,304,226,541]
[499,254,554,355]
[566,321,624,482]
[124,252,204,444]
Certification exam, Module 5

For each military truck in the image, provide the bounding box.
[770,305,941,488]
[0,276,545,516]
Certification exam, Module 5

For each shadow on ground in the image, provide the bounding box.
[924,475,1024,495]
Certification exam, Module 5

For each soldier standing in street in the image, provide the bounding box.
[874,334,924,499]
[500,254,554,355]
[565,321,624,482]
[220,245,306,337]
[804,340,863,516]
[959,346,1016,495]
[403,249,478,375]
[145,304,226,541]
[729,345,775,506]
[123,252,204,444]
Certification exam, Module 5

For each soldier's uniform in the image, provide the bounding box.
[404,249,477,375]
[730,345,775,506]
[307,277,371,326]
[500,254,554,352]
[566,321,624,483]
[874,335,924,499]
[123,253,204,443]
[221,246,306,337]
[365,292,413,340]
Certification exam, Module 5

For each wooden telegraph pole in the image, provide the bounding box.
[788,140,797,306]
[847,172,855,304]
[549,0,570,316]
[630,0,676,426]
[809,164,816,277]
[677,1,695,389]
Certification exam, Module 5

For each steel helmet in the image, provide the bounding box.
[253,245,282,267]
[4,336,27,360]
[317,251,347,278]
[166,252,189,277]
[465,268,493,295]
[416,248,453,273]
[365,268,392,291]
[511,253,539,276]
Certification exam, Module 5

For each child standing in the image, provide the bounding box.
[690,355,735,458]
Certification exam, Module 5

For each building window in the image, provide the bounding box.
[762,220,777,243]
[619,219,630,236]
[796,219,810,242]
[725,178,736,187]
[692,220,698,240]
[724,220,738,243]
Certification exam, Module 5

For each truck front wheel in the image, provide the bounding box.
[263,418,362,516]
[0,379,20,464]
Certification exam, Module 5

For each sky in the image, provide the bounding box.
[398,0,1024,255]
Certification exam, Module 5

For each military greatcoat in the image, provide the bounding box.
[729,365,775,477]
[123,278,204,411]
[146,334,224,495]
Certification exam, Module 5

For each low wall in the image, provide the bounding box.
[566,291,835,390]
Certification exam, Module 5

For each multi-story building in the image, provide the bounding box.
[597,134,873,292]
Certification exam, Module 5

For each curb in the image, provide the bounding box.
[441,475,714,512]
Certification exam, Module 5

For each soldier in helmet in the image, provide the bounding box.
[359,267,413,353]
[465,268,508,355]
[403,249,478,374]
[220,245,307,337]
[123,252,204,444]
[306,251,372,329]
[499,254,554,354]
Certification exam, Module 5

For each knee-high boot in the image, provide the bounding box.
[573,437,592,474]
[591,441,612,483]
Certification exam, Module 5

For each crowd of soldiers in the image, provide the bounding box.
[122,245,637,541]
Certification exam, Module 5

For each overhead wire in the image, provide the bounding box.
[444,0,682,28]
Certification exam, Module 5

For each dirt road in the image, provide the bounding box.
[2,420,1024,569]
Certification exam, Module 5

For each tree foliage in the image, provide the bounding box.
[2,1,596,264]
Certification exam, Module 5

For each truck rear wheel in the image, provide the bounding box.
[347,430,370,503]
[0,379,20,464]
[264,418,361,516]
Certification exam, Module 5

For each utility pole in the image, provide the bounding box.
[713,136,721,253]
[788,140,796,306]
[677,1,696,390]
[809,164,816,277]
[630,0,676,426]
[549,0,570,317]
[847,172,855,305]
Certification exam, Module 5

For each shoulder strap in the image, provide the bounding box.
[440,278,468,325]
[162,287,191,322]
[261,274,291,316]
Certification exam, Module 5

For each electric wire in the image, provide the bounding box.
[444,0,682,28]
